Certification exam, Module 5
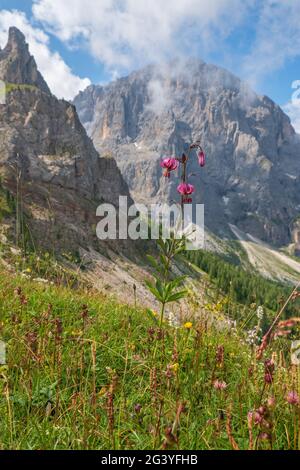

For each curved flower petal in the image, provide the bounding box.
[177,183,195,195]
[160,157,179,171]
[198,151,206,167]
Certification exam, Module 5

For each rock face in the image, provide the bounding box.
[0,27,50,94]
[0,27,131,251]
[73,60,300,248]
[292,219,300,256]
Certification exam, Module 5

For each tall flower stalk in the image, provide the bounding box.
[145,141,206,326]
[161,141,205,226]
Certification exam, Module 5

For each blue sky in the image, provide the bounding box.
[0,0,299,131]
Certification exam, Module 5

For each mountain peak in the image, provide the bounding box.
[0,26,50,94]
[73,59,300,248]
[6,26,27,50]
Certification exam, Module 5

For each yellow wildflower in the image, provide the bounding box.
[183,322,193,329]
[71,330,83,336]
[150,309,158,317]
[171,363,179,372]
[98,386,107,397]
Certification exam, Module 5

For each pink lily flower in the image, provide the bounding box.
[198,150,206,167]
[177,182,194,195]
[160,157,179,177]
[177,183,195,204]
[177,182,194,203]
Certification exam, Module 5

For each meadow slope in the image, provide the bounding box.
[0,267,299,450]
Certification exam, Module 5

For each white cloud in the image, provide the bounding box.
[241,0,300,132]
[2,0,300,121]
[283,80,300,133]
[146,79,172,115]
[0,9,91,99]
[239,0,300,129]
[242,0,300,87]
[32,0,254,76]
[283,101,300,133]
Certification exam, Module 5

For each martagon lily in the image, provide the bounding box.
[177,183,195,204]
[160,141,206,207]
[160,157,179,177]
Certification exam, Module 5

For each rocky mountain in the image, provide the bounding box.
[0,27,50,94]
[73,60,300,251]
[0,27,131,252]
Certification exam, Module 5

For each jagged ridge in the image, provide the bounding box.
[0,27,131,252]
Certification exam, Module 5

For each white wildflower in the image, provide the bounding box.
[246,306,264,346]
[256,306,264,320]
[167,311,180,328]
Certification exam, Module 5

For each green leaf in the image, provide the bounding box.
[157,238,166,253]
[159,254,169,269]
[146,254,159,270]
[145,280,164,302]
[164,277,186,297]
[146,255,164,276]
[165,290,188,303]
[168,276,186,289]
[155,278,165,298]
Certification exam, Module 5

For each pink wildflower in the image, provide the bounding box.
[134,403,142,413]
[258,432,271,441]
[267,396,276,408]
[252,406,266,425]
[213,379,227,390]
[264,358,275,385]
[254,412,263,425]
[198,150,206,167]
[177,182,195,203]
[286,391,300,406]
[160,158,179,177]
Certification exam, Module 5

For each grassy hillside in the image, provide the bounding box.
[0,266,299,450]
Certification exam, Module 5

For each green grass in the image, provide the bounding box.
[0,186,13,223]
[5,83,38,93]
[0,267,299,450]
